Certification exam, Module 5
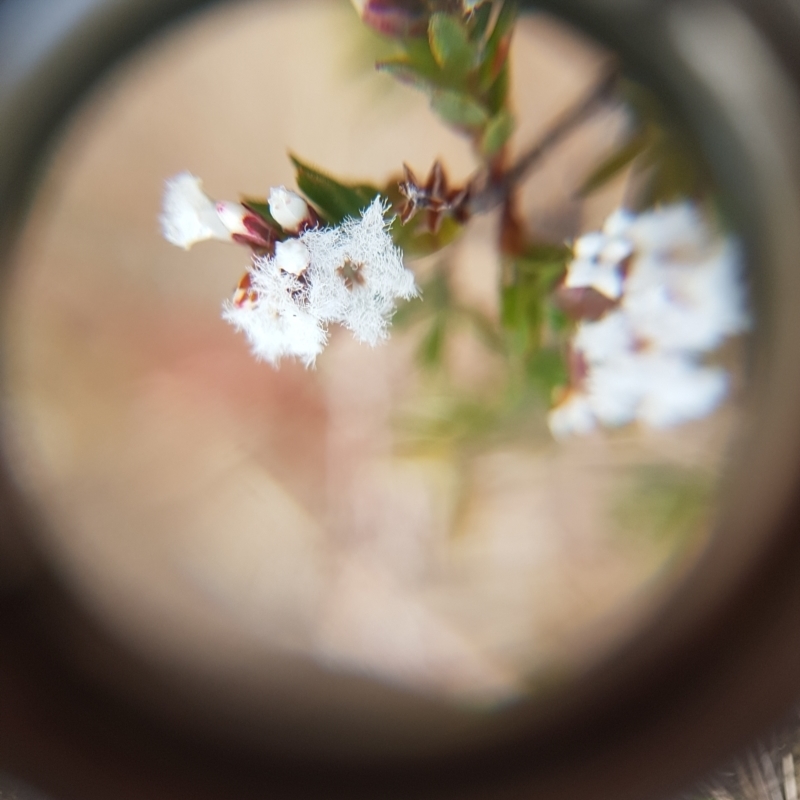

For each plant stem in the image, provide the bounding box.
[466,63,620,215]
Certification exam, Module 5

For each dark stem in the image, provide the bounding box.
[466,63,620,216]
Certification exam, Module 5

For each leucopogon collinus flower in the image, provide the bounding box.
[160,171,281,251]
[549,203,750,439]
[222,197,419,367]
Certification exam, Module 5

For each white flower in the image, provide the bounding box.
[634,354,728,428]
[268,186,311,232]
[573,311,635,364]
[302,197,418,345]
[160,172,242,249]
[565,229,634,300]
[548,392,596,439]
[223,197,417,367]
[623,238,749,353]
[548,351,730,436]
[550,202,749,437]
[223,266,327,368]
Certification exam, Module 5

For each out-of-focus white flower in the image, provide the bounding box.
[223,197,417,367]
[624,238,749,353]
[564,228,634,300]
[573,311,634,364]
[549,351,729,437]
[160,172,244,249]
[548,392,596,440]
[269,186,312,233]
[589,352,728,429]
[549,202,749,438]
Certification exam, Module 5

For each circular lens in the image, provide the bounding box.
[1,0,797,789]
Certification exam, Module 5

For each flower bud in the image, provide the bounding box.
[350,0,429,38]
[274,238,311,275]
[268,186,312,233]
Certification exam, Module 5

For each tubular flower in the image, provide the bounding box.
[160,172,278,251]
[549,203,750,438]
[160,172,235,249]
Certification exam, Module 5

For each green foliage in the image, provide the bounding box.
[613,466,713,545]
[526,348,568,400]
[481,109,515,157]
[389,212,463,256]
[290,154,382,224]
[478,0,515,90]
[577,128,653,197]
[375,1,518,158]
[579,79,711,205]
[429,13,477,75]
[502,247,568,357]
[418,313,448,367]
[430,89,490,130]
[240,198,283,232]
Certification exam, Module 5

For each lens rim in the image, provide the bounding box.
[1,0,800,798]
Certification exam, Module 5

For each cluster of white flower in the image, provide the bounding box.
[159,172,418,368]
[549,204,750,439]
[223,197,418,367]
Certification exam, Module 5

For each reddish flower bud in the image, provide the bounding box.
[350,0,429,38]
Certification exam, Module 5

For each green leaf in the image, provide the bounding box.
[481,109,515,157]
[501,279,541,357]
[289,154,382,224]
[521,243,572,263]
[613,466,712,545]
[526,348,569,399]
[418,314,447,367]
[577,129,653,197]
[430,89,489,130]
[240,198,281,230]
[638,127,709,206]
[376,58,438,92]
[428,13,477,75]
[468,2,494,42]
[545,302,570,334]
[479,0,516,90]
[389,214,462,257]
[483,61,510,115]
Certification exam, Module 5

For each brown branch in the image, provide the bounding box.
[465,63,621,216]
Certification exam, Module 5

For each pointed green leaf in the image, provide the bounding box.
[468,2,494,42]
[376,58,438,92]
[418,314,447,367]
[240,198,281,230]
[526,348,569,399]
[479,0,516,89]
[481,109,515,157]
[428,13,477,75]
[390,215,462,257]
[430,89,489,130]
[289,154,382,224]
[483,61,510,114]
[577,129,652,197]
